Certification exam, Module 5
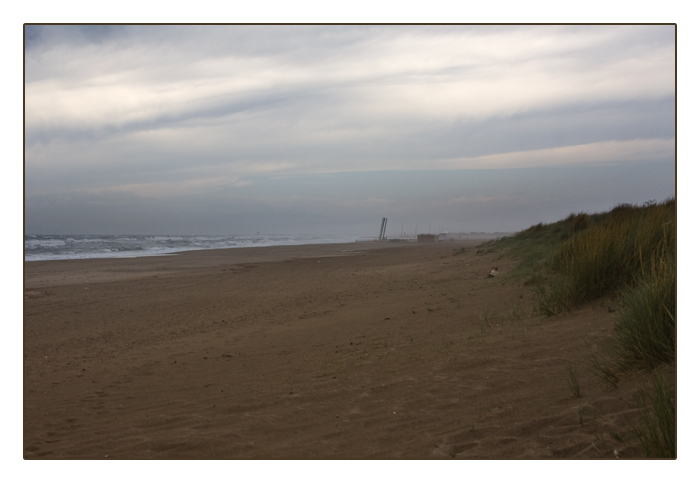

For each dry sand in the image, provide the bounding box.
[23,240,665,459]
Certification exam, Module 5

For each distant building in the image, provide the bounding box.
[417,234,439,243]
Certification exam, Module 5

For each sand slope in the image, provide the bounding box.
[24,241,664,459]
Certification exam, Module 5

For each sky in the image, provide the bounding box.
[24,24,676,236]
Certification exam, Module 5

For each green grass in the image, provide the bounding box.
[613,254,676,367]
[566,365,581,398]
[478,210,615,287]
[485,198,675,326]
[586,339,619,388]
[482,198,676,458]
[493,199,676,368]
[635,370,676,458]
[540,200,675,315]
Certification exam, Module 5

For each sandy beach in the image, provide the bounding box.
[23,239,661,459]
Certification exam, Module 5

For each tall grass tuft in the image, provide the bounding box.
[539,199,675,315]
[614,254,676,367]
[566,365,581,397]
[635,370,676,458]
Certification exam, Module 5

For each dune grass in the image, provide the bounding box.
[477,211,596,286]
[613,254,676,367]
[540,200,675,316]
[483,198,676,458]
[635,369,676,458]
[486,199,676,368]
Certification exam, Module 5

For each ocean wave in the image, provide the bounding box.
[24,238,66,249]
[24,234,360,261]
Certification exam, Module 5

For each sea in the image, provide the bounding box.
[24,234,362,262]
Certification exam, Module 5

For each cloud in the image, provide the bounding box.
[25,25,674,150]
[439,138,675,170]
[93,175,256,198]
[24,25,676,236]
[446,196,506,205]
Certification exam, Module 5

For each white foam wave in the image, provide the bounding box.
[24,234,360,261]
[25,238,66,249]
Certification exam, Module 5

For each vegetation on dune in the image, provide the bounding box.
[481,197,676,458]
[613,253,676,367]
[484,197,676,368]
[635,369,676,459]
[543,200,675,317]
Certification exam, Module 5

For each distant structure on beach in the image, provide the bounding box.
[378,217,388,240]
[365,219,512,244]
[417,234,439,243]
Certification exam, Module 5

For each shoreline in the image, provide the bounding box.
[24,233,512,264]
[23,239,490,289]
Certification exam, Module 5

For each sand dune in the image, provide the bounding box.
[24,240,660,459]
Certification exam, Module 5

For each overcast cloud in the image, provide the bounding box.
[24,25,675,236]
